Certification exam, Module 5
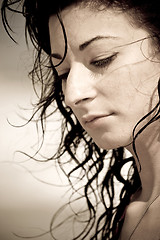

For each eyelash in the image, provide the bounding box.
[90,53,117,68]
[58,53,118,81]
[59,72,69,82]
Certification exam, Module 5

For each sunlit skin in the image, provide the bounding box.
[49,6,159,150]
[49,5,160,239]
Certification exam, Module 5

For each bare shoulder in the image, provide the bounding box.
[119,196,160,240]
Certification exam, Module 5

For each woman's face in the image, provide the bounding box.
[49,5,160,150]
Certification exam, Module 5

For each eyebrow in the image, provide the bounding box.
[51,35,118,59]
[79,35,118,51]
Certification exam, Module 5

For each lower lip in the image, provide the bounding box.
[85,115,112,128]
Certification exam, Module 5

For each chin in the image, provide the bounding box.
[93,137,133,151]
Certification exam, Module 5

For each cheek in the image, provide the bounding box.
[98,66,139,110]
[88,64,159,149]
[99,60,158,110]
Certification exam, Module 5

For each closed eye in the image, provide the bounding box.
[58,53,118,80]
[91,53,118,68]
[58,72,69,81]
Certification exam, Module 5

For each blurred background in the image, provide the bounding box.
[0,2,70,240]
[0,2,131,239]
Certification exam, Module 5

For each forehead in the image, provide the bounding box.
[49,5,149,52]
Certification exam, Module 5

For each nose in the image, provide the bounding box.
[63,63,97,108]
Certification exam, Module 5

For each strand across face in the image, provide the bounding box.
[49,5,160,150]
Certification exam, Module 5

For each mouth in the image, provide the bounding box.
[82,114,112,125]
[84,116,104,123]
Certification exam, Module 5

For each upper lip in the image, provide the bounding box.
[82,114,110,124]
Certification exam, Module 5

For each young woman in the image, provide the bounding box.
[2,0,160,239]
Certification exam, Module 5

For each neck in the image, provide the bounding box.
[126,121,160,202]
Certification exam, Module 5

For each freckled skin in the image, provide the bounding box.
[49,5,160,239]
[49,6,160,150]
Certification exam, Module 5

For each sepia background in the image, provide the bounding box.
[0,2,71,240]
[0,2,131,239]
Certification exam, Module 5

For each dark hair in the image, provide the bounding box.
[1,0,160,239]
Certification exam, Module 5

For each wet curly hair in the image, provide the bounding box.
[1,0,160,239]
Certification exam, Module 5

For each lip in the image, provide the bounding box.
[82,114,112,126]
